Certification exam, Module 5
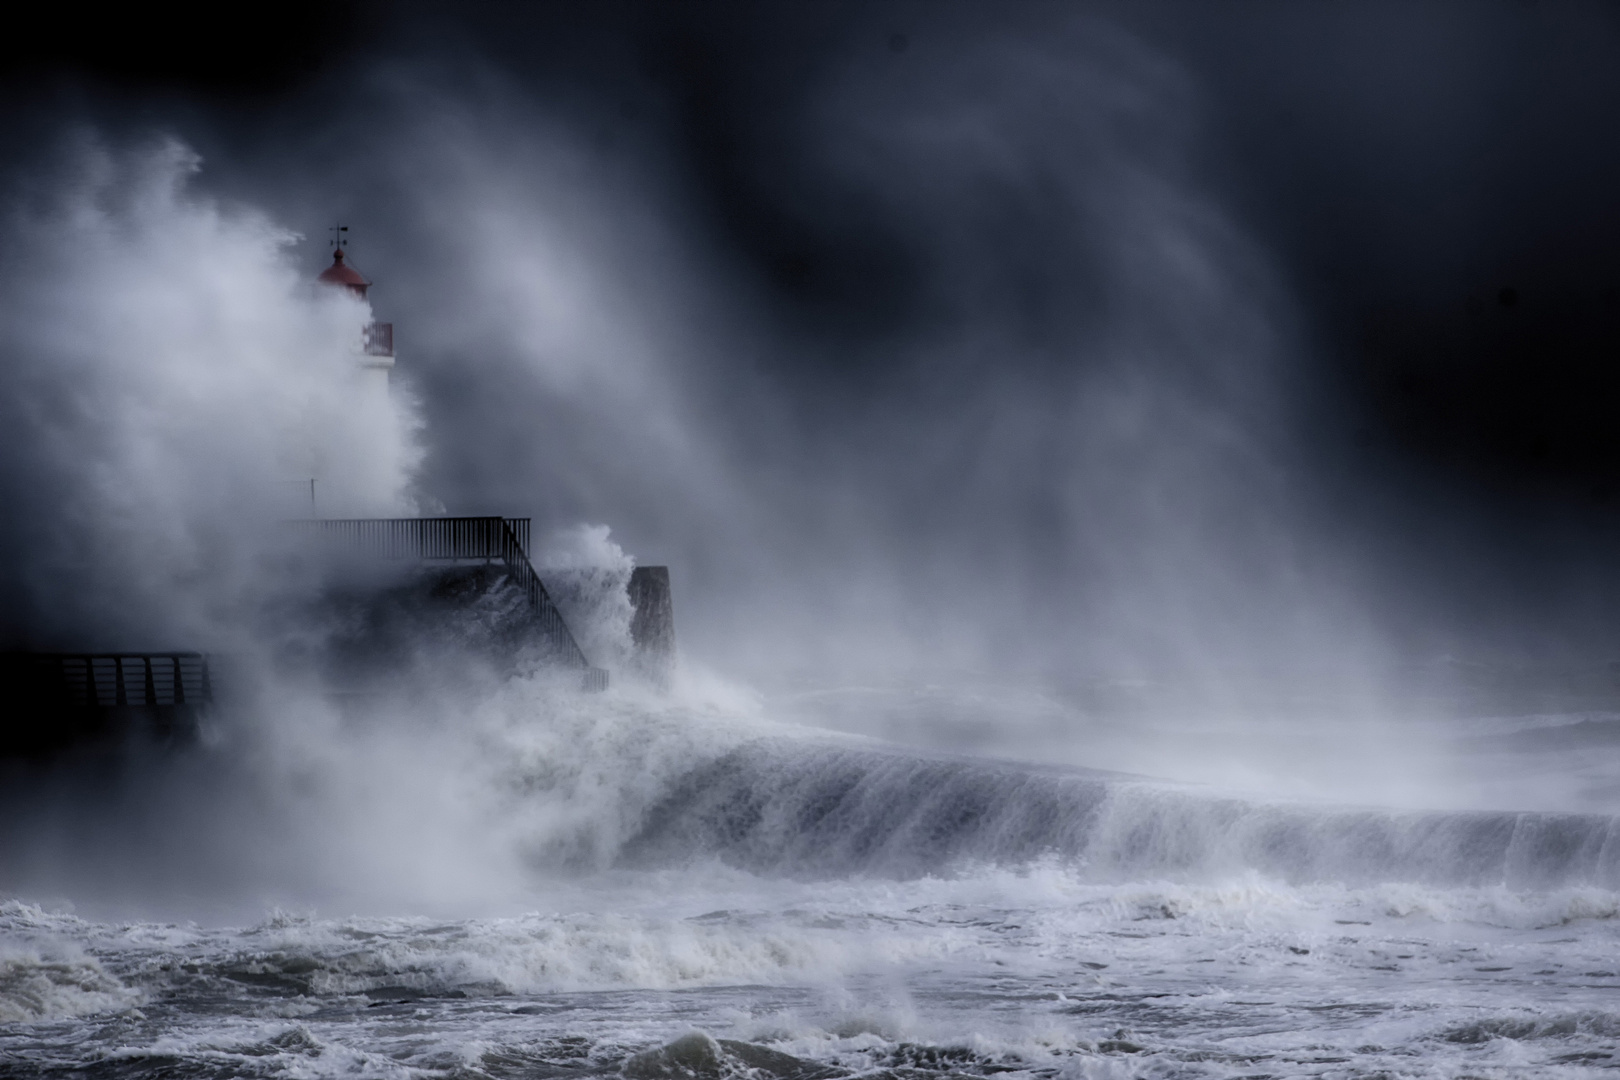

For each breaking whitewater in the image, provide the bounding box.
[3,672,1619,1080]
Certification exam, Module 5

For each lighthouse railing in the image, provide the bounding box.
[362,322,393,357]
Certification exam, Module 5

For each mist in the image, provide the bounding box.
[3,2,1620,912]
[0,135,423,655]
[5,12,1620,1075]
[133,1,1620,700]
[175,12,1368,694]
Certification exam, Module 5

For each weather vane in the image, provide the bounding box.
[329,223,349,250]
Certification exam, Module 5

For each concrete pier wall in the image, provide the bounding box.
[628,566,675,687]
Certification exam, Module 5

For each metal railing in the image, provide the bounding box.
[363,322,394,357]
[490,519,589,669]
[288,516,522,561]
[290,517,587,668]
[4,652,212,709]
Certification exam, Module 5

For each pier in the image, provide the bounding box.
[290,516,596,672]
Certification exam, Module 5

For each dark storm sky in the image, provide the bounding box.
[15,2,1616,485]
[5,1,1620,673]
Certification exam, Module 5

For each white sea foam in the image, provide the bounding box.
[0,936,139,1022]
[218,908,931,996]
[534,523,639,676]
[6,862,1619,1077]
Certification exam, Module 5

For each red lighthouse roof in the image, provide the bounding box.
[317,247,370,298]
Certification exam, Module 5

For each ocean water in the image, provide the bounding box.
[2,679,1619,1080]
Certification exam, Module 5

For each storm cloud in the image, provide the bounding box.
[3,0,1619,697]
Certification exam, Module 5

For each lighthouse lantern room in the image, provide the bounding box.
[317,238,394,399]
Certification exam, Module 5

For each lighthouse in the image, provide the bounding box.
[317,242,394,401]
[304,233,403,518]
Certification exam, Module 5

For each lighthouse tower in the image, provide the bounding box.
[317,243,394,400]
